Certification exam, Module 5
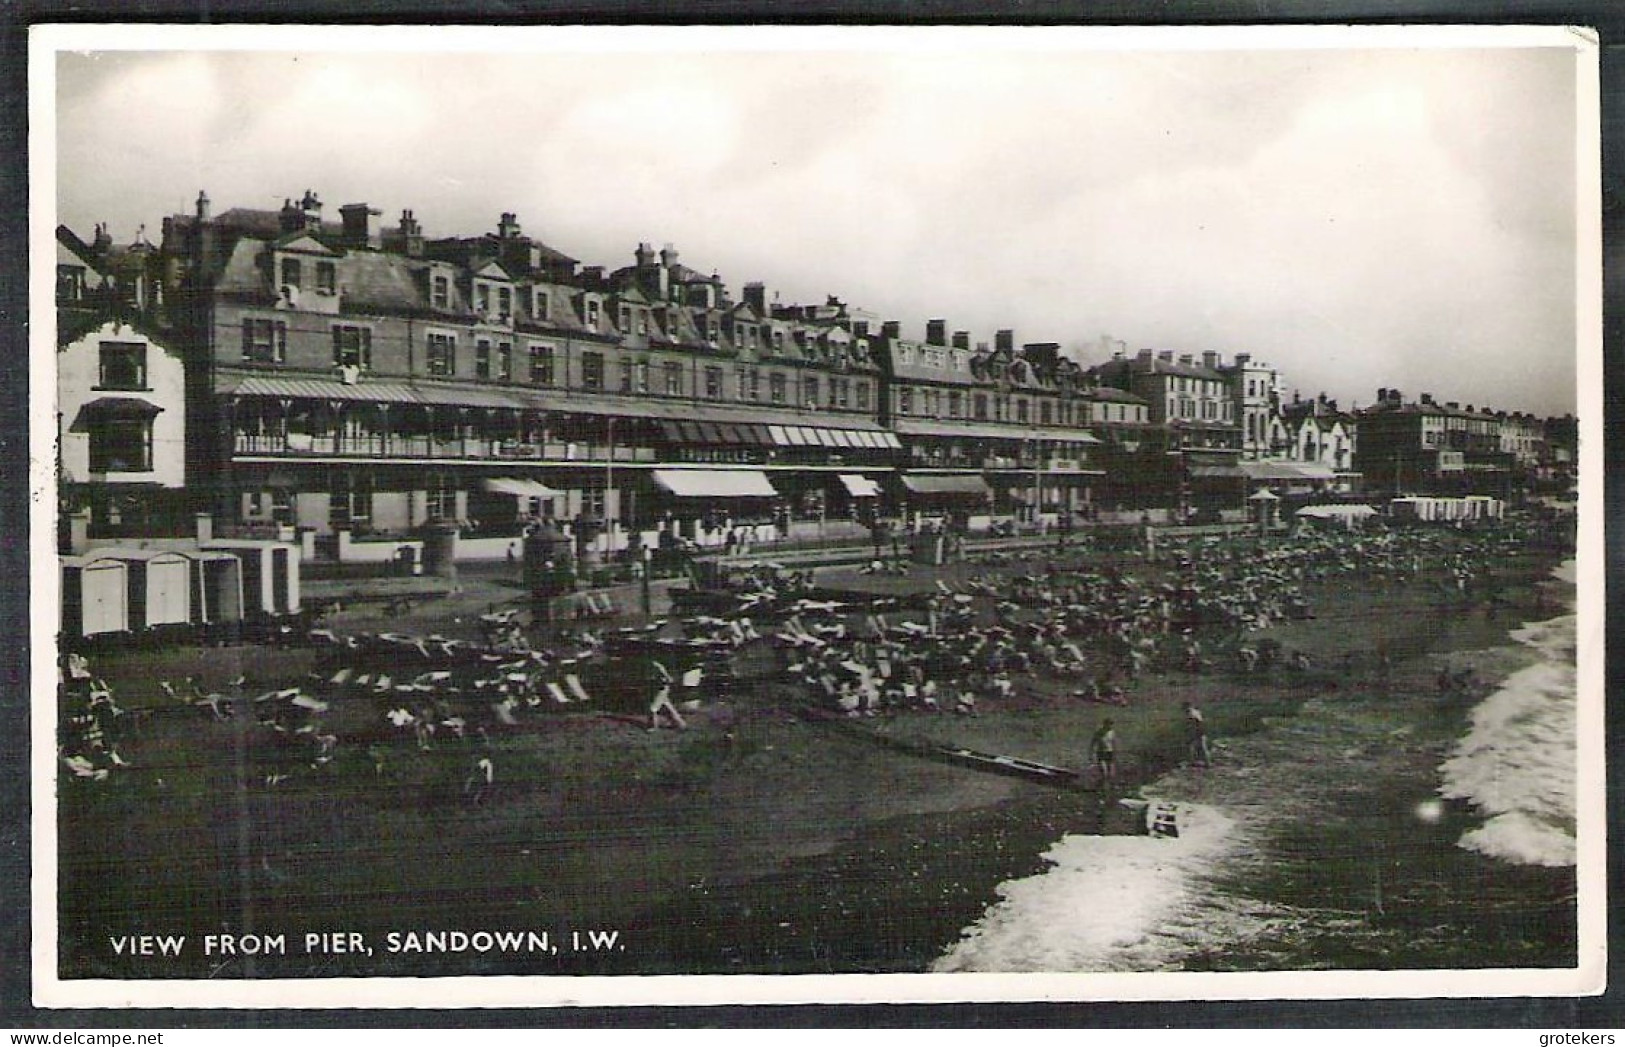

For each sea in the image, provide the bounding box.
[932,559,1580,973]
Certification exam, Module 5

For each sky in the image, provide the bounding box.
[48,27,1587,417]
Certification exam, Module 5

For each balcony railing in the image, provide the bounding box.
[235,431,659,463]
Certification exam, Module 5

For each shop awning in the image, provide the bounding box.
[652,469,778,498]
[483,477,563,499]
[839,474,881,498]
[1239,460,1336,482]
[1189,465,1245,479]
[900,474,992,498]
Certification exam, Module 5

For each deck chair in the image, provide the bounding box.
[596,593,618,617]
[681,667,704,689]
[564,674,593,703]
[545,681,571,704]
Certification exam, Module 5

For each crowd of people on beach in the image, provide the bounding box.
[60,512,1554,804]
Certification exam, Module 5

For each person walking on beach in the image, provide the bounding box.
[648,658,687,731]
[1183,700,1211,767]
[1090,717,1119,790]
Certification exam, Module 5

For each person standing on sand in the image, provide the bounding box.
[1183,700,1211,767]
[1090,718,1118,790]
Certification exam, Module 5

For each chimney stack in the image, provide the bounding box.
[385,208,425,257]
[952,331,970,351]
[1236,352,1251,367]
[299,189,323,232]
[926,319,947,346]
[498,212,522,240]
[195,190,211,222]
[1202,350,1220,370]
[852,320,869,338]
[995,329,1014,353]
[881,320,902,340]
[1157,350,1175,363]
[743,282,767,315]
[1178,353,1193,367]
[339,203,382,249]
[660,243,679,268]
[636,242,655,268]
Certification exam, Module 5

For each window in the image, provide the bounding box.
[769,372,787,404]
[948,390,962,418]
[974,394,988,421]
[586,299,601,326]
[898,388,913,415]
[476,339,492,380]
[329,472,373,528]
[835,380,850,409]
[582,352,605,391]
[638,312,650,336]
[664,362,683,396]
[332,326,371,370]
[534,289,550,321]
[89,418,153,474]
[426,333,456,376]
[704,367,723,400]
[619,305,632,331]
[748,369,760,401]
[635,361,650,394]
[1016,399,1029,424]
[316,261,336,295]
[427,474,456,521]
[57,265,86,304]
[773,330,784,352]
[280,257,302,289]
[497,342,513,383]
[241,320,286,364]
[475,284,491,315]
[802,376,819,408]
[530,344,555,386]
[857,381,870,412]
[432,274,450,310]
[497,287,512,321]
[620,360,634,393]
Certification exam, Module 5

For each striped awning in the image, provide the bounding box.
[483,477,563,499]
[839,474,881,498]
[652,469,779,499]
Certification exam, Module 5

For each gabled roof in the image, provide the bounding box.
[272,231,341,256]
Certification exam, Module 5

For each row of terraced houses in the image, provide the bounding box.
[56,189,1576,560]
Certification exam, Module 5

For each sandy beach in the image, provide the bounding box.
[55,528,1577,979]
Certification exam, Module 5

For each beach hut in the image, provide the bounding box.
[203,540,301,616]
[191,550,245,625]
[97,548,193,631]
[61,555,129,638]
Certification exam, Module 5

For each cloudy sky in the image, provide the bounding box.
[49,27,1587,417]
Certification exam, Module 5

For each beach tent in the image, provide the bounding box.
[203,539,301,616]
[97,548,193,630]
[191,550,245,625]
[61,555,129,638]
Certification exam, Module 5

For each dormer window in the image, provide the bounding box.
[475,284,491,315]
[280,258,302,289]
[619,305,632,330]
[316,261,336,295]
[497,286,512,321]
[533,289,550,321]
[432,274,450,310]
[586,299,600,326]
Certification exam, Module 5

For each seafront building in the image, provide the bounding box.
[53,188,1575,563]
